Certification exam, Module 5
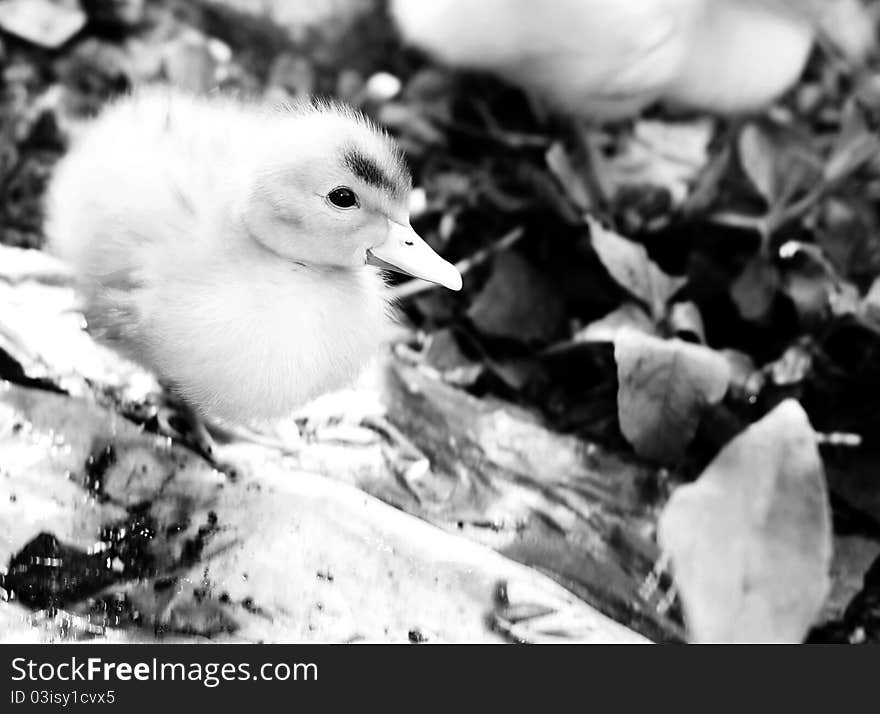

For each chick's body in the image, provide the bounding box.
[46,90,415,422]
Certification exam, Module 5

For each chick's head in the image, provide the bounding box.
[238,104,462,290]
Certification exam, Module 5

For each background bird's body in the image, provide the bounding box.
[391,0,872,118]
[46,90,411,421]
[394,0,699,118]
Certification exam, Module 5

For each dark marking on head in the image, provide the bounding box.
[344,150,395,192]
[342,148,411,201]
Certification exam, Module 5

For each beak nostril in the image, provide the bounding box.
[371,221,461,289]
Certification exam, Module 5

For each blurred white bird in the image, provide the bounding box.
[391,0,874,118]
[45,88,461,423]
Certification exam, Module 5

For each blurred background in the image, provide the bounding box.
[3,0,880,644]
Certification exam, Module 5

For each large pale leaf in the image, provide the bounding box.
[657,400,832,643]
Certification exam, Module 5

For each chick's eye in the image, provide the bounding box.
[327,187,359,209]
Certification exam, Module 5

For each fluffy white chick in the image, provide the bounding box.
[391,0,874,118]
[45,88,461,422]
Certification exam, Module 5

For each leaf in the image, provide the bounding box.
[588,218,686,321]
[614,330,730,462]
[545,141,593,212]
[738,123,777,204]
[574,302,656,343]
[736,122,822,211]
[667,301,705,343]
[765,341,813,387]
[0,0,86,49]
[467,251,566,342]
[162,29,227,94]
[861,276,880,328]
[778,240,860,324]
[810,0,875,60]
[824,130,880,185]
[815,197,880,286]
[657,400,832,643]
[730,254,779,323]
[423,328,473,372]
[721,349,764,401]
[781,270,831,324]
[377,101,447,147]
[593,119,713,205]
[266,52,316,96]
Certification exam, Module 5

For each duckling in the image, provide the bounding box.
[391,0,873,118]
[45,88,461,423]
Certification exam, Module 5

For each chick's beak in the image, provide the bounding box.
[367,221,462,291]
